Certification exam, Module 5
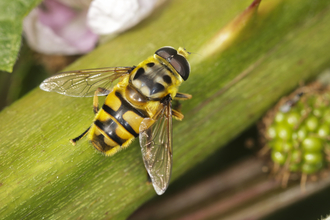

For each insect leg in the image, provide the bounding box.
[93,90,99,114]
[174,92,192,100]
[171,93,191,120]
[70,126,91,145]
[172,109,184,120]
[93,87,111,114]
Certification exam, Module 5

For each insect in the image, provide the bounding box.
[40,46,192,195]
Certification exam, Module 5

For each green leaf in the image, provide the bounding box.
[0,0,42,72]
[1,0,330,219]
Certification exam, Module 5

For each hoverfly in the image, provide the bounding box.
[40,46,192,195]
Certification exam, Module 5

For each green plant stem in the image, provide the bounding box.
[1,0,330,219]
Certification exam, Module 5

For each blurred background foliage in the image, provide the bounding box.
[1,0,330,219]
[0,42,46,111]
[0,41,79,111]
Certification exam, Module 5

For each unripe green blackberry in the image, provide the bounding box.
[262,84,330,178]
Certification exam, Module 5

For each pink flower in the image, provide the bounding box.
[24,0,98,55]
[23,0,163,55]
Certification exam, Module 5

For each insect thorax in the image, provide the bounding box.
[130,59,177,100]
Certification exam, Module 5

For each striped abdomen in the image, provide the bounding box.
[88,86,149,156]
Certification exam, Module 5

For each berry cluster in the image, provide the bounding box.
[266,89,330,175]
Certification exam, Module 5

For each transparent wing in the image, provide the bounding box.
[139,100,173,195]
[39,66,133,97]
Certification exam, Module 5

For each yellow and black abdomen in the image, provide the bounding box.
[88,85,149,156]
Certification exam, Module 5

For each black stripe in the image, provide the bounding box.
[94,119,126,145]
[115,92,148,117]
[103,105,139,137]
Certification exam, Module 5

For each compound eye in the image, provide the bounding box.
[155,47,177,60]
[168,55,190,81]
[155,47,190,81]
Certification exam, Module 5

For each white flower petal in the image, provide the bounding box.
[87,0,159,35]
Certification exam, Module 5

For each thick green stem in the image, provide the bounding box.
[1,0,330,219]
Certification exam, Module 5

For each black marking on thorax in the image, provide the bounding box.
[94,119,126,145]
[133,67,144,80]
[102,92,148,137]
[163,75,172,84]
[146,62,155,67]
[150,83,165,95]
[133,65,171,96]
